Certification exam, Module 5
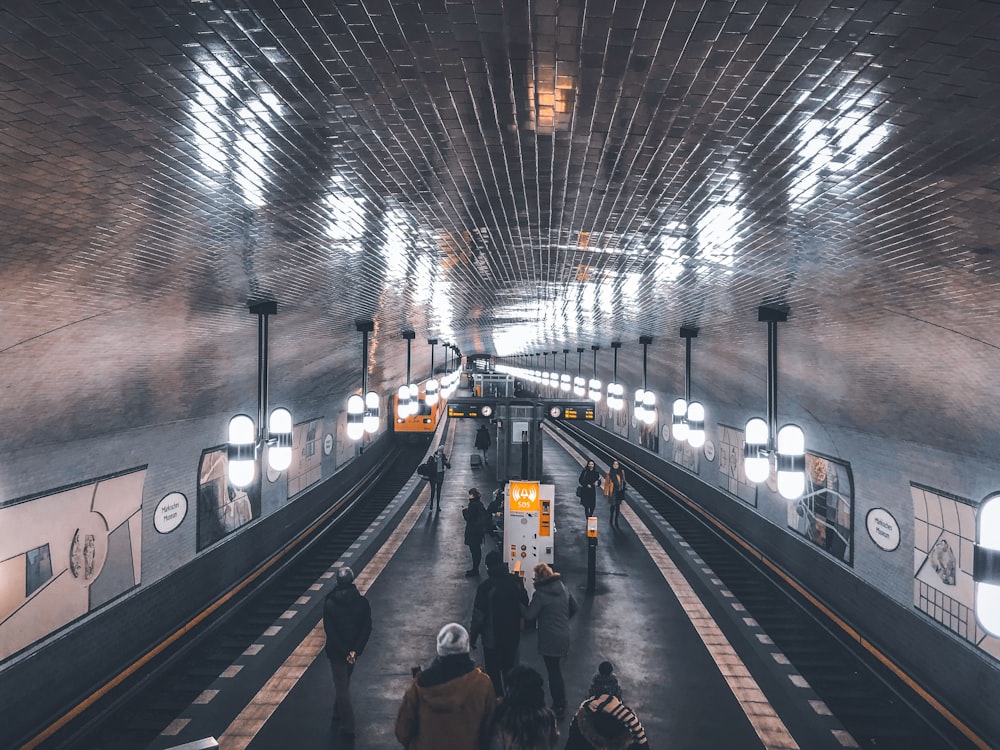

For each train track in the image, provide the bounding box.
[46,440,429,750]
[556,421,977,750]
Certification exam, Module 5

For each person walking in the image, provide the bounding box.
[395,622,496,750]
[521,563,578,720]
[470,550,529,695]
[564,661,650,749]
[428,446,451,511]
[604,460,627,529]
[577,459,603,519]
[488,665,559,750]
[463,487,490,577]
[321,566,372,738]
[475,423,492,465]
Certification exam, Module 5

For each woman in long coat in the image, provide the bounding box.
[604,460,627,528]
[577,459,602,518]
[521,563,577,719]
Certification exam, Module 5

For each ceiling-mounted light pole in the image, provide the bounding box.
[589,345,602,402]
[227,300,293,487]
[347,319,379,441]
[397,330,416,419]
[743,306,804,498]
[607,341,623,410]
[425,338,439,405]
[574,347,586,396]
[672,327,705,447]
[560,349,571,392]
[635,335,655,424]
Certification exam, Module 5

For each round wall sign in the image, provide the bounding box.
[660,423,671,442]
[324,433,334,455]
[704,440,716,461]
[154,492,188,534]
[866,507,900,551]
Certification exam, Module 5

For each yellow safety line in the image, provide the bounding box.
[624,503,800,750]
[216,484,431,749]
[563,426,989,750]
[21,473,375,750]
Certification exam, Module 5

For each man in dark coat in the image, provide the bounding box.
[322,566,372,736]
[469,550,529,695]
[474,424,492,465]
[462,487,490,576]
[428,446,450,511]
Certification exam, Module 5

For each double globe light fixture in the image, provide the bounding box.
[425,338,439,406]
[742,306,805,499]
[573,347,586,397]
[347,319,380,441]
[227,301,294,488]
[671,327,706,448]
[589,345,602,402]
[396,330,419,419]
[606,341,624,410]
[633,336,656,425]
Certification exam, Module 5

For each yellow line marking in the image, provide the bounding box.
[215,486,430,749]
[622,503,800,750]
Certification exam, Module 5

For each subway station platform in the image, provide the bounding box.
[147,415,861,750]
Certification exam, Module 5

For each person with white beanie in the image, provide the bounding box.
[395,622,496,749]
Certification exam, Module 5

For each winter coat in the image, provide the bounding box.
[432,452,451,482]
[578,466,603,506]
[322,583,372,660]
[470,563,529,656]
[463,497,490,545]
[563,695,649,750]
[475,426,492,450]
[521,574,576,657]
[605,466,626,505]
[395,653,496,750]
[489,705,559,750]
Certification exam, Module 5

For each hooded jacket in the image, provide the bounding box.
[395,653,496,750]
[322,583,372,660]
[522,574,575,657]
[563,694,649,750]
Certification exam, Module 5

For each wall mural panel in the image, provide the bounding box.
[717,423,757,506]
[787,454,854,564]
[288,418,324,497]
[197,447,261,551]
[0,469,144,662]
[911,484,999,659]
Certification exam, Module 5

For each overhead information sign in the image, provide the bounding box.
[546,402,595,420]
[447,398,494,419]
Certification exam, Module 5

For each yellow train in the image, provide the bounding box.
[390,393,443,436]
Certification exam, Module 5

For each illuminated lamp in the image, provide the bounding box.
[776,424,805,499]
[346,394,365,441]
[686,402,705,448]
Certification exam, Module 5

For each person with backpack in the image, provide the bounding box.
[470,550,529,695]
[475,424,492,465]
[564,661,649,749]
[463,487,491,577]
[429,446,451,512]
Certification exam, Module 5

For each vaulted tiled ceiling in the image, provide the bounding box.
[2,0,1000,456]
